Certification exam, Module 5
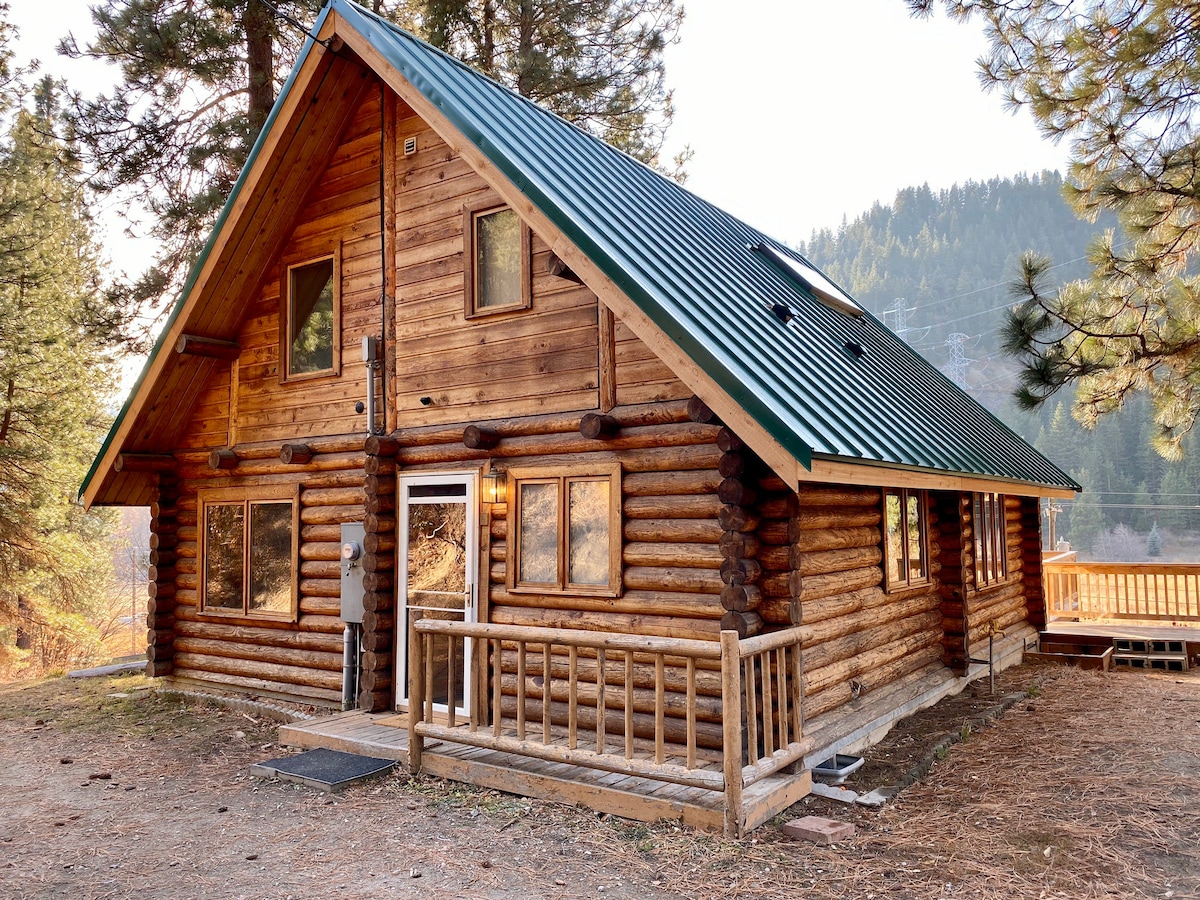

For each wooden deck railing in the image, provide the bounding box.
[1044,562,1200,624]
[407,617,813,835]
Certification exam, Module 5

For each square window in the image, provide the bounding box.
[200,487,298,619]
[464,202,531,317]
[973,492,1009,588]
[883,487,928,592]
[508,465,620,595]
[284,251,340,379]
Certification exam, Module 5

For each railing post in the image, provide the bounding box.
[408,610,424,774]
[721,629,744,838]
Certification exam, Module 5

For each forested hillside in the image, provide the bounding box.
[800,173,1198,559]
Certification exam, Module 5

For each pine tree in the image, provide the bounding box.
[0,64,123,674]
[414,0,684,166]
[910,0,1200,459]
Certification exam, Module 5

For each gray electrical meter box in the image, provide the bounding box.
[340,522,366,624]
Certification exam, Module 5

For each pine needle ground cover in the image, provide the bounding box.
[0,666,1196,899]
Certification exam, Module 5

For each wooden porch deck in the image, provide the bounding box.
[278,711,810,832]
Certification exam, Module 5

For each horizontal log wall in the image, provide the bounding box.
[793,483,946,724]
[375,399,725,730]
[164,436,367,705]
[391,113,600,426]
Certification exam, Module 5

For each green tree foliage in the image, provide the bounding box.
[60,0,321,338]
[60,0,684,334]
[909,0,1200,459]
[0,24,123,673]
[414,0,684,165]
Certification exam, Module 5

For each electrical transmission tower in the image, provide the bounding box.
[945,332,972,388]
[885,297,911,338]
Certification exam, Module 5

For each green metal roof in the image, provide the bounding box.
[335,0,1076,490]
[83,0,1078,499]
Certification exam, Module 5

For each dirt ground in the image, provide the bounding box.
[1,663,1197,900]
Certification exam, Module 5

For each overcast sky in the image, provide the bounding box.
[6,0,1067,259]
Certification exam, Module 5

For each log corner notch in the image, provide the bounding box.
[718,428,764,639]
[208,448,239,470]
[359,435,400,712]
[463,425,501,450]
[686,395,723,427]
[280,443,314,465]
[580,413,620,440]
[175,334,241,360]
[146,476,179,678]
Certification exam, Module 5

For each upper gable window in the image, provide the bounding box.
[285,251,340,379]
[465,201,531,317]
[883,487,929,591]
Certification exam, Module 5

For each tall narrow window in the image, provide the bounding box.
[508,465,620,594]
[200,487,298,619]
[883,487,928,591]
[284,251,340,379]
[973,492,1008,588]
[465,201,531,317]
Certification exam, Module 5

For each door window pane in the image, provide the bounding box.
[568,479,610,586]
[204,504,245,610]
[407,502,467,607]
[518,481,559,584]
[248,502,293,613]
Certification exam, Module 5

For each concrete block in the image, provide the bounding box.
[810,781,858,803]
[782,815,856,845]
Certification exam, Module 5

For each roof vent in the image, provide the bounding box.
[843,340,865,359]
[749,242,864,317]
[770,302,795,324]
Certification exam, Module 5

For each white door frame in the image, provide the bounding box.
[394,470,479,715]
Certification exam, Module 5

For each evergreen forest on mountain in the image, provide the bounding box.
[801,172,1199,560]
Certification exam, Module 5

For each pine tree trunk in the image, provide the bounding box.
[244,0,276,138]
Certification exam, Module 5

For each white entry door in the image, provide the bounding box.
[395,472,478,717]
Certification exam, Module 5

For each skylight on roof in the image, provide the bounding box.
[750,243,863,317]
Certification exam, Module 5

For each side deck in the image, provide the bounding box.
[278,711,810,833]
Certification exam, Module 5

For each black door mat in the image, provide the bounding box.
[251,748,396,792]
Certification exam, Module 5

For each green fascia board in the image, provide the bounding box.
[79,8,336,501]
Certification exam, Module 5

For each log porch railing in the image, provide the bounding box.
[408,618,813,835]
[1044,561,1200,625]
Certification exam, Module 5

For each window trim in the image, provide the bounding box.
[506,463,621,597]
[463,200,532,319]
[280,246,342,383]
[198,484,300,621]
[882,487,930,592]
[972,491,1010,590]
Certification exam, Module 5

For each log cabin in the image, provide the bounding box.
[81,0,1079,834]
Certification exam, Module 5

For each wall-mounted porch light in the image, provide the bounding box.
[481,470,507,505]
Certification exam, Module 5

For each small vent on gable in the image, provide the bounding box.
[403,136,417,156]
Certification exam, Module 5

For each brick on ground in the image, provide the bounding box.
[781,816,856,845]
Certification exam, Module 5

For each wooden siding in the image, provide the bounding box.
[391,113,601,426]
[230,84,385,446]
[613,318,691,407]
